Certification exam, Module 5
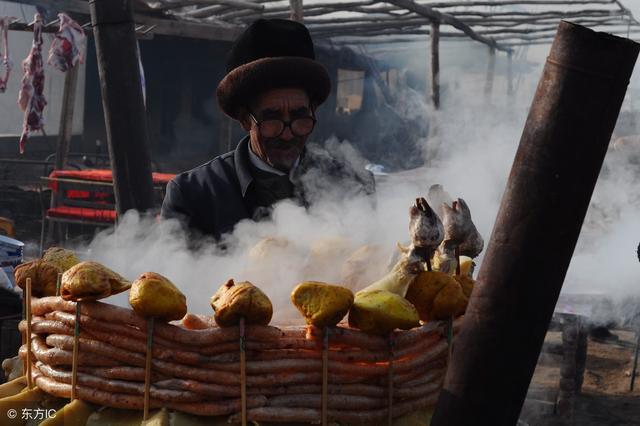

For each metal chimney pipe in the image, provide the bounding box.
[432,21,639,426]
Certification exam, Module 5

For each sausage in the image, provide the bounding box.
[33,372,268,415]
[36,361,203,402]
[266,393,385,410]
[20,336,120,367]
[230,391,439,424]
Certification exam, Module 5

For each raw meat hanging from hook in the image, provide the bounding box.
[48,13,86,72]
[17,13,47,154]
[0,16,13,93]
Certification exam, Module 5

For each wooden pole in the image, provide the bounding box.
[55,65,79,171]
[90,0,156,216]
[46,64,80,246]
[484,46,496,99]
[71,301,81,400]
[239,317,247,426]
[507,50,514,97]
[25,278,32,389]
[430,21,440,109]
[289,0,304,23]
[321,327,328,426]
[143,317,154,420]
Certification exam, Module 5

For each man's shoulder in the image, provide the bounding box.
[173,151,235,184]
[169,151,237,193]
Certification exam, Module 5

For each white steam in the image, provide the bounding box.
[80,42,639,326]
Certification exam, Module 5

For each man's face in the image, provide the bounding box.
[242,88,314,172]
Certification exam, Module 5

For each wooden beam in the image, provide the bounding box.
[289,0,303,23]
[507,50,513,97]
[304,11,628,27]
[430,21,440,109]
[382,0,511,52]
[90,0,156,215]
[182,1,264,19]
[449,9,626,19]
[484,46,496,98]
[428,0,616,6]
[9,0,242,41]
[307,18,429,33]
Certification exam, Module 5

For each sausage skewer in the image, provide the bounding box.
[25,278,33,389]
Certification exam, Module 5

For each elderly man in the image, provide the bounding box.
[161,19,374,238]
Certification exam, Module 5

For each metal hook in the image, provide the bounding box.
[44,18,60,28]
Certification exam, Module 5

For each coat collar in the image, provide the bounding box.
[234,136,254,198]
[234,135,305,198]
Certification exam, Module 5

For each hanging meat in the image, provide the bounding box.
[17,13,47,154]
[47,13,85,72]
[0,16,12,93]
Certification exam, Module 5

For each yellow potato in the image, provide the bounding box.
[431,253,475,277]
[0,376,26,399]
[42,247,80,272]
[61,261,131,301]
[211,279,273,327]
[431,280,467,320]
[141,407,169,426]
[454,275,475,299]
[348,290,419,335]
[291,281,354,327]
[0,387,46,426]
[459,256,475,277]
[14,260,62,297]
[86,408,143,426]
[40,399,95,426]
[129,272,187,321]
[405,271,456,321]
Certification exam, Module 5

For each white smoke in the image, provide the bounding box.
[77,40,639,326]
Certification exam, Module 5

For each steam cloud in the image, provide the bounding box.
[80,44,639,326]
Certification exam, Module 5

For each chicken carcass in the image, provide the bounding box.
[0,16,12,93]
[47,13,85,72]
[437,198,484,274]
[18,13,47,153]
[409,197,444,254]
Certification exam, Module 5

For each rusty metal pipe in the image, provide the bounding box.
[432,21,638,425]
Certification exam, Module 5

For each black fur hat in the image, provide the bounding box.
[216,19,331,119]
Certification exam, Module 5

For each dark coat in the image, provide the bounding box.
[161,136,375,239]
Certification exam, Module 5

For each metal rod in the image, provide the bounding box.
[432,22,639,425]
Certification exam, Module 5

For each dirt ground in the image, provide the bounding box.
[522,330,640,425]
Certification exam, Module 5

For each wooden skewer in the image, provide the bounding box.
[426,256,432,272]
[55,272,62,297]
[455,246,461,275]
[143,317,155,420]
[322,327,329,426]
[387,332,395,426]
[71,301,81,400]
[447,316,454,361]
[25,278,33,389]
[240,316,247,426]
